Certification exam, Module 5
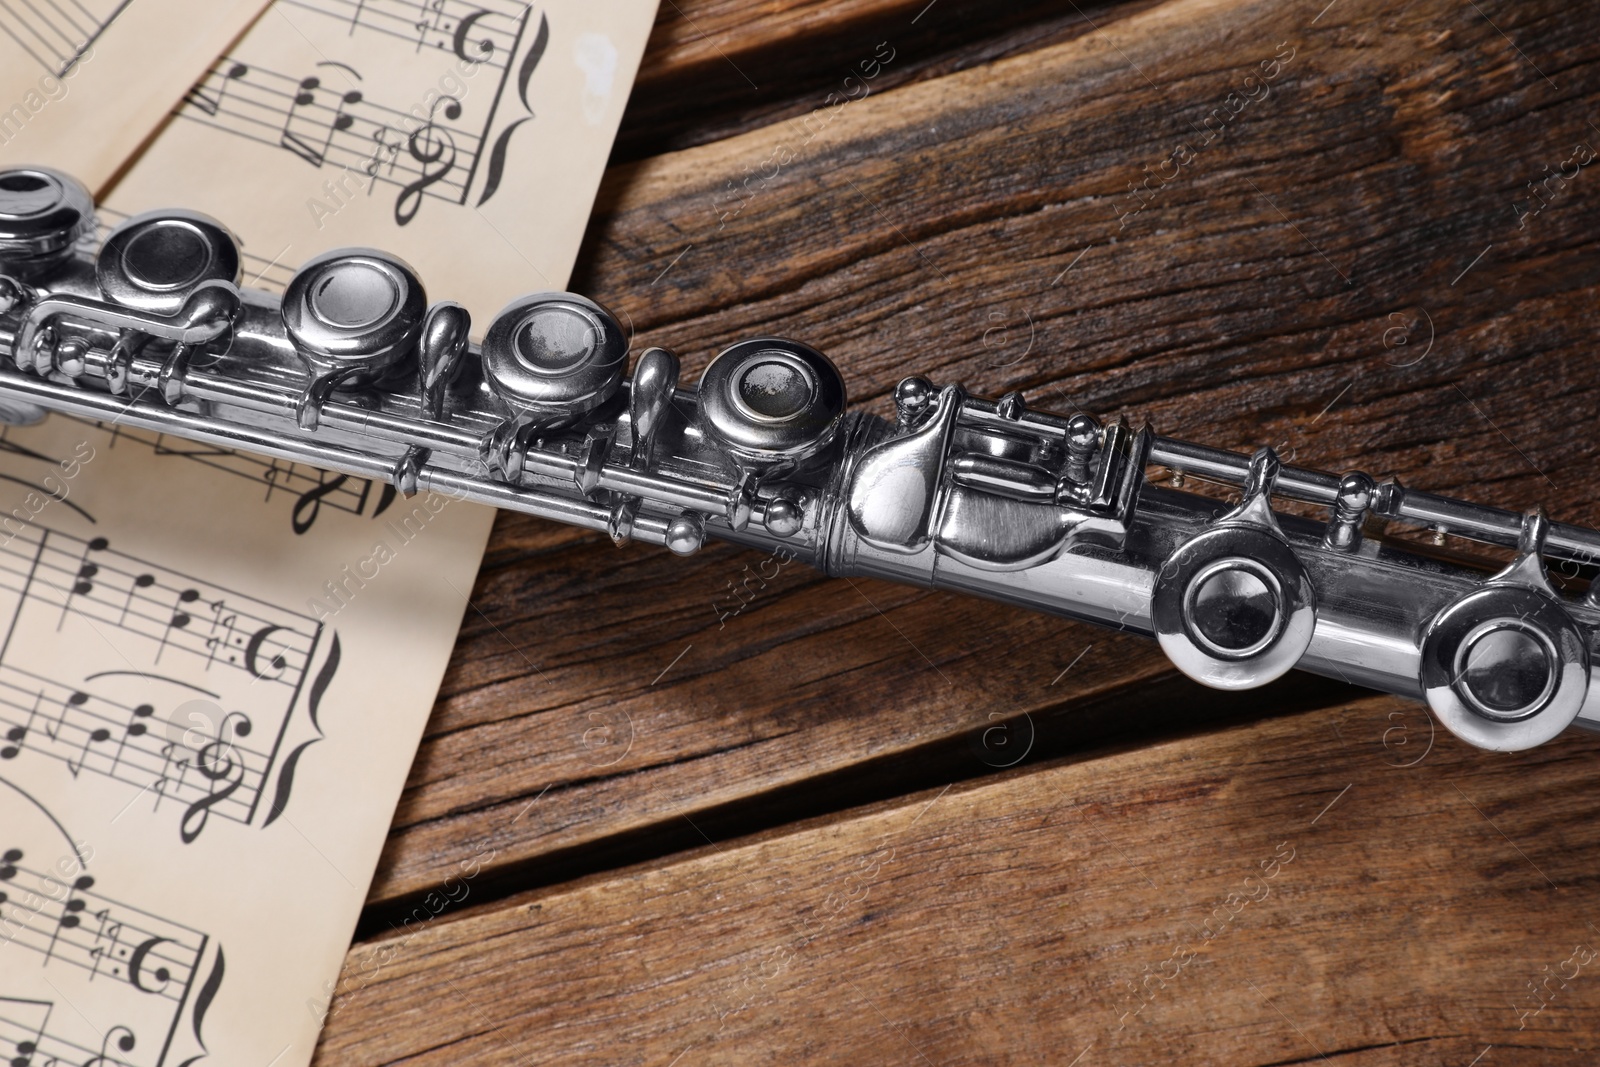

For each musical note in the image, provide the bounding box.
[279,75,329,166]
[70,415,384,530]
[0,997,51,1067]
[0,1,544,1050]
[47,690,87,742]
[0,520,317,686]
[116,572,156,627]
[0,654,302,839]
[0,846,210,1001]
[2,723,24,759]
[174,48,489,219]
[282,0,523,60]
[183,61,248,117]
[171,591,198,629]
[278,62,366,168]
[154,589,201,662]
[56,536,108,629]
[126,705,152,739]
[65,724,111,778]
[42,875,93,963]
[105,704,154,778]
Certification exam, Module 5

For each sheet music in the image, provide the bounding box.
[0,410,496,1067]
[1,0,133,74]
[0,840,220,1067]
[0,0,272,189]
[1,4,654,1063]
[103,0,658,321]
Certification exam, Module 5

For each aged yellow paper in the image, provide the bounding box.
[0,0,273,190]
[105,0,658,324]
[0,2,658,1065]
[0,413,495,1066]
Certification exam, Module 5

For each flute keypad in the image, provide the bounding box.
[97,210,241,315]
[281,249,425,382]
[0,167,95,281]
[480,293,627,423]
[697,338,846,470]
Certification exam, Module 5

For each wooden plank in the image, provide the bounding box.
[618,0,1163,162]
[318,697,1600,1065]
[369,0,1600,904]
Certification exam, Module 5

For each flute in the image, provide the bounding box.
[1,165,1595,752]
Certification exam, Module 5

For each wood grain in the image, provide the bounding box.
[320,697,1600,1065]
[616,0,1164,163]
[364,0,1600,911]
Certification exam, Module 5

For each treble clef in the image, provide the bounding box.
[83,1025,136,1067]
[394,96,461,227]
[292,472,350,534]
[179,712,252,844]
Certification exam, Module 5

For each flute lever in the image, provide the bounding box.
[847,384,962,551]
[628,347,679,470]
[418,301,470,422]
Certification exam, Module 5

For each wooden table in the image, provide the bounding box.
[314,1,1600,1063]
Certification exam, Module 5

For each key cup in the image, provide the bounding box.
[282,248,426,429]
[0,166,95,282]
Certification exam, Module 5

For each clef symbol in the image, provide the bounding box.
[394,97,460,226]
[292,473,351,534]
[179,712,252,844]
[244,625,290,681]
[84,1025,136,1066]
[129,936,174,993]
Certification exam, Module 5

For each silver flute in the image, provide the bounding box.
[1,165,1596,753]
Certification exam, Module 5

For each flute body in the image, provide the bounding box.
[1,165,1596,752]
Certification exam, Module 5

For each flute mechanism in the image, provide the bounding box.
[1,165,1596,753]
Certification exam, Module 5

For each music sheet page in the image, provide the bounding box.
[0,1,659,1065]
[105,0,658,322]
[0,0,273,190]
[0,413,493,1067]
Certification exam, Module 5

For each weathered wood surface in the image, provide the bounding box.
[320,698,1600,1065]
[364,0,1600,918]
[617,0,1167,163]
